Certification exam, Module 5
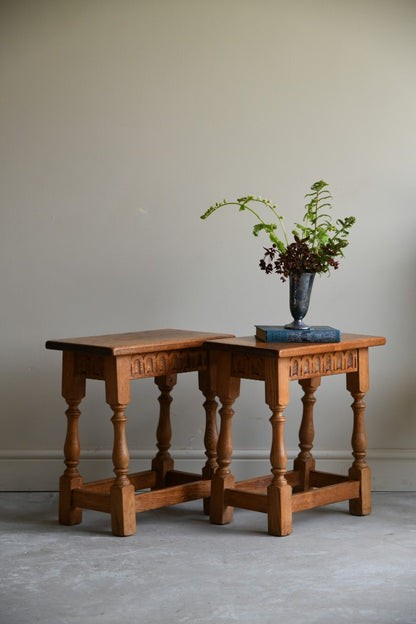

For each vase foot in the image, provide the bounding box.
[284,321,311,331]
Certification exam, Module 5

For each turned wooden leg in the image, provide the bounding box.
[265,359,292,536]
[109,402,136,536]
[152,374,177,488]
[105,356,136,537]
[347,348,371,516]
[199,368,219,515]
[59,352,86,526]
[209,396,236,525]
[293,377,320,491]
[210,352,240,526]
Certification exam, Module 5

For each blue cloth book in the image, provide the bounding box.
[255,325,341,343]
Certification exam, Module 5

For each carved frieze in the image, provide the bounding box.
[289,349,358,380]
[130,348,207,379]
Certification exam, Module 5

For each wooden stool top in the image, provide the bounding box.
[46,328,233,356]
[203,333,386,358]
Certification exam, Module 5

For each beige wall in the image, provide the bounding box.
[1,0,415,490]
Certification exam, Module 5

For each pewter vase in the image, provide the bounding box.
[284,272,315,330]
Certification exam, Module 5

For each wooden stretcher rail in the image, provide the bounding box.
[135,480,211,512]
[292,481,360,513]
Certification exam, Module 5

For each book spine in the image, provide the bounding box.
[257,330,341,343]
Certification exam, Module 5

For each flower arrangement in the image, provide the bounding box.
[201,180,355,282]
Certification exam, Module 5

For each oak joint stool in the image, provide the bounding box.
[46,329,233,536]
[203,333,385,536]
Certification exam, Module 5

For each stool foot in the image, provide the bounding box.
[110,483,136,536]
[59,474,83,525]
[210,474,235,525]
[151,456,174,489]
[202,498,211,516]
[349,465,371,516]
[267,483,292,536]
[202,463,214,516]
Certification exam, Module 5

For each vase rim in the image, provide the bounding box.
[289,271,316,277]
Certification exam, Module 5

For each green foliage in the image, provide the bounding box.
[201,180,356,277]
[292,180,355,259]
[201,195,288,252]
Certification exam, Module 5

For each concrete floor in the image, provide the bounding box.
[0,492,415,624]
